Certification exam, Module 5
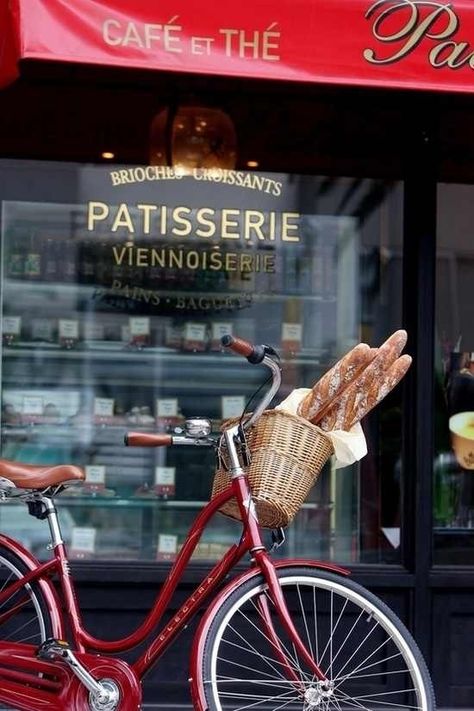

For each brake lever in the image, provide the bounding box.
[263,344,280,361]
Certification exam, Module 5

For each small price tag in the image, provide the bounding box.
[2,317,21,335]
[154,467,176,496]
[156,399,178,418]
[94,398,114,417]
[185,322,206,341]
[222,396,245,420]
[157,533,178,562]
[282,322,302,342]
[129,317,150,336]
[22,396,44,415]
[281,322,303,353]
[71,527,96,554]
[85,465,106,491]
[183,322,207,351]
[59,320,79,339]
[212,322,232,340]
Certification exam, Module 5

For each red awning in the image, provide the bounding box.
[2,0,474,92]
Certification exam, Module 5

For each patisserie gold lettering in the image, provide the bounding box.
[87,201,299,243]
[365,1,474,70]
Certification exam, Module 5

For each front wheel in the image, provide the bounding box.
[200,567,435,710]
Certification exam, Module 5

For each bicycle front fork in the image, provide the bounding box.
[254,549,328,684]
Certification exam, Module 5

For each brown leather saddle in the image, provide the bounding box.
[0,459,85,490]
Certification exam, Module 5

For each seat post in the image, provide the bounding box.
[40,496,64,547]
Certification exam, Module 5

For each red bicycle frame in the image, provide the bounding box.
[0,474,347,711]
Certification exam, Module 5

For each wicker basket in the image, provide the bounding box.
[211,409,334,528]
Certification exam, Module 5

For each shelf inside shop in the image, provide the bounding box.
[2,344,325,367]
[2,496,333,512]
[3,279,337,304]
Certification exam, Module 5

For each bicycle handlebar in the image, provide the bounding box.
[220,335,266,364]
[221,335,282,430]
[125,336,282,446]
[125,432,173,447]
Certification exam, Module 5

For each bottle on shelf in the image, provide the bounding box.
[43,237,60,282]
[23,233,42,280]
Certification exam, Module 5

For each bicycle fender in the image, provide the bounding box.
[189,558,349,711]
[0,533,65,639]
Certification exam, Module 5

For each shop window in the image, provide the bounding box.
[0,160,403,564]
[434,184,474,564]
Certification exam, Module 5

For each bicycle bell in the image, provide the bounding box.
[185,418,212,438]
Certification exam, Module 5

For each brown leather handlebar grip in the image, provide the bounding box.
[125,432,173,447]
[221,335,254,357]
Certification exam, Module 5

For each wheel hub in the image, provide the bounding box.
[304,680,334,708]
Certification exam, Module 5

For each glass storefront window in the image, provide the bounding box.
[0,160,403,564]
[434,184,474,564]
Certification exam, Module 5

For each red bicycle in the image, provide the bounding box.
[0,336,435,710]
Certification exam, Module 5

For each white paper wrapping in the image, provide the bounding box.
[276,388,367,469]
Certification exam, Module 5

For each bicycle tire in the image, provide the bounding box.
[200,566,436,710]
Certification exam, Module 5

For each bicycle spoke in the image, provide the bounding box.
[215,687,299,710]
[297,582,314,660]
[224,622,303,681]
[216,655,293,682]
[240,596,308,676]
[342,689,421,708]
[0,572,14,596]
[325,606,365,678]
[332,621,383,682]
[318,590,350,673]
[334,650,403,685]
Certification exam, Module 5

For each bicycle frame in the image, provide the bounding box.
[0,472,347,711]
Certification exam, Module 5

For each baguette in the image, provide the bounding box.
[297,343,375,423]
[318,330,408,431]
[346,354,412,429]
